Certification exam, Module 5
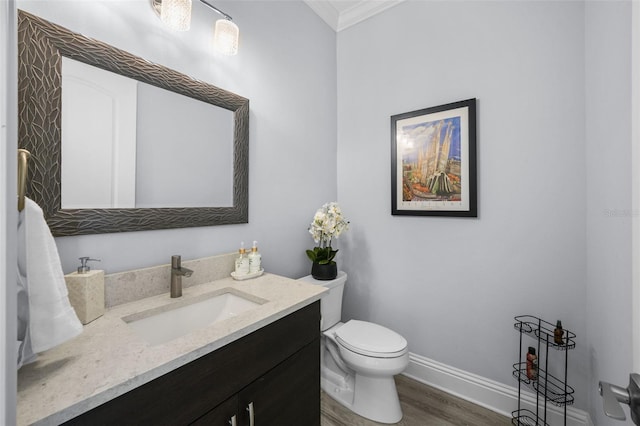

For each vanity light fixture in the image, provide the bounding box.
[159,0,192,31]
[151,0,240,55]
[201,0,239,56]
[212,16,239,55]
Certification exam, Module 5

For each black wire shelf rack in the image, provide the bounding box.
[513,315,576,350]
[512,315,575,426]
[512,362,575,406]
[511,408,550,426]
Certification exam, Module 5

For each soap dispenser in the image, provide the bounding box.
[235,242,250,275]
[64,257,105,324]
[248,241,262,274]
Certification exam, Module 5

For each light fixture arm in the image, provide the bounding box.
[150,0,233,22]
[199,0,233,21]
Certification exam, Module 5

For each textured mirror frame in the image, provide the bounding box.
[18,10,249,236]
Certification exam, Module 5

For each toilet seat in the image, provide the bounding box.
[335,320,407,358]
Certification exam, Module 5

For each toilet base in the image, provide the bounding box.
[321,374,354,411]
[351,374,403,424]
[321,367,403,424]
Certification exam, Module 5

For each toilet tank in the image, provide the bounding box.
[297,271,347,331]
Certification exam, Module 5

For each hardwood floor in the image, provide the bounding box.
[321,375,512,426]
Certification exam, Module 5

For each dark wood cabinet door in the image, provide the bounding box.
[238,339,320,426]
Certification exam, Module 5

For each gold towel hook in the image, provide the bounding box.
[18,149,31,212]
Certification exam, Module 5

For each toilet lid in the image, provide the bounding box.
[335,320,407,358]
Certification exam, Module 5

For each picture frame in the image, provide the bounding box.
[391,98,477,217]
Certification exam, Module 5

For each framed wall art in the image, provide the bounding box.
[391,98,477,217]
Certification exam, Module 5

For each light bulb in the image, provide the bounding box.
[161,0,192,32]
[213,19,239,56]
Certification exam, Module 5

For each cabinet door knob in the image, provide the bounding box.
[228,414,237,426]
[246,402,255,426]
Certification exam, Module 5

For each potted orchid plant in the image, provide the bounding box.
[306,202,349,280]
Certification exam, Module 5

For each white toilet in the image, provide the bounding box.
[298,271,409,424]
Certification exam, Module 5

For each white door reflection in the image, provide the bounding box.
[61,57,234,209]
[61,57,137,208]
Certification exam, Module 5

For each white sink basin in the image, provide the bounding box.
[123,289,266,345]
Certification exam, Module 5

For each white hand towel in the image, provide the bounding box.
[17,271,37,368]
[19,198,82,354]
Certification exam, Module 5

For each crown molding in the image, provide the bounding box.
[337,0,404,31]
[304,0,340,31]
[304,0,405,32]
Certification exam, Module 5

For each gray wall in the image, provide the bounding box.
[18,0,338,277]
[337,0,590,410]
[585,1,633,424]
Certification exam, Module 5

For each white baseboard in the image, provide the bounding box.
[403,352,593,426]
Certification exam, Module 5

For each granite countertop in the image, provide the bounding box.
[17,273,325,425]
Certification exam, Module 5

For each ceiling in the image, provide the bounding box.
[303,0,405,32]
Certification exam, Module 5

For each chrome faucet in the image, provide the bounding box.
[170,255,193,298]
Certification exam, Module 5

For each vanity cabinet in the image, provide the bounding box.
[192,341,319,425]
[63,301,320,426]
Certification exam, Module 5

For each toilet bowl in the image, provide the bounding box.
[298,272,409,424]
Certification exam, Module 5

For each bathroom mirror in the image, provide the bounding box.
[17,10,249,236]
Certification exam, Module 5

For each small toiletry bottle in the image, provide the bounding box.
[248,241,262,274]
[554,320,564,345]
[526,347,538,380]
[235,242,250,275]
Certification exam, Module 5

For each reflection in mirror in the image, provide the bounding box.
[135,81,233,208]
[61,57,234,209]
[18,10,249,236]
[61,57,137,209]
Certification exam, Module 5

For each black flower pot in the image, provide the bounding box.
[311,262,337,280]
